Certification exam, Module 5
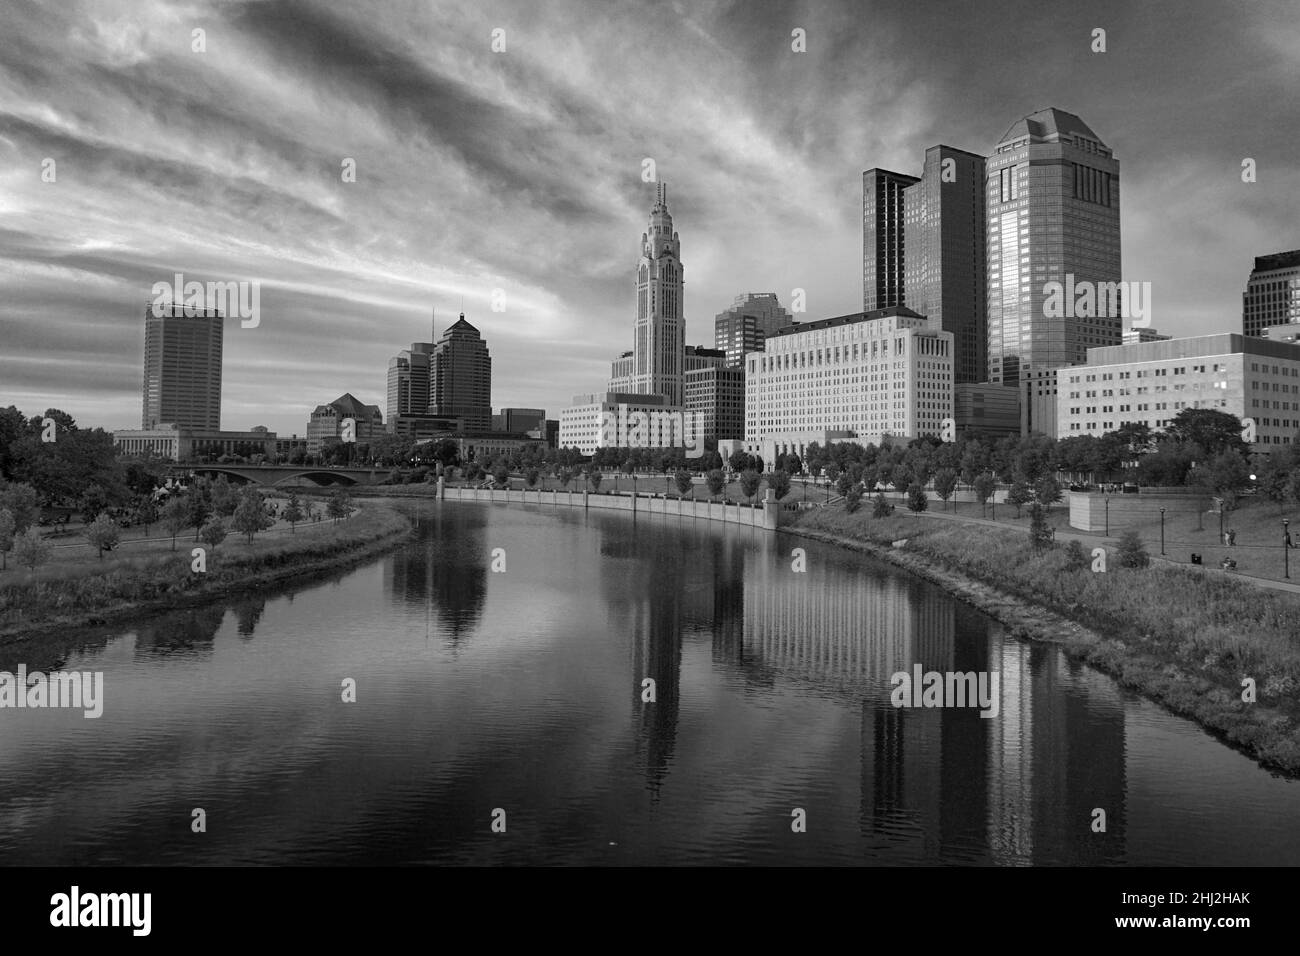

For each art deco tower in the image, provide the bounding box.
[628,183,685,406]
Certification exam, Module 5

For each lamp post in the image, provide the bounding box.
[1285,518,1291,580]
[1105,497,1110,537]
[1159,507,1166,556]
[632,474,638,498]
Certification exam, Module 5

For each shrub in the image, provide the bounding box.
[1117,529,1150,568]
[1064,539,1088,571]
[872,493,892,519]
[906,482,928,513]
[844,486,863,514]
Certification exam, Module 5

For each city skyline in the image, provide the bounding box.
[3,0,1299,437]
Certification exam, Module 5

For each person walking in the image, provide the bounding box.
[1228,528,1237,547]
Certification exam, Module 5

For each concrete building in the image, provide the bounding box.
[1243,250,1300,338]
[903,145,989,384]
[1056,333,1300,451]
[745,307,954,462]
[430,314,492,431]
[114,425,278,461]
[1020,367,1060,438]
[714,293,794,368]
[863,169,918,311]
[954,383,1020,440]
[685,363,745,442]
[559,392,700,456]
[306,393,384,455]
[390,415,461,441]
[141,303,224,430]
[493,408,546,434]
[986,109,1122,386]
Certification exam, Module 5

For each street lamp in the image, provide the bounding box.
[1285,518,1291,580]
[1105,497,1110,537]
[1159,507,1166,556]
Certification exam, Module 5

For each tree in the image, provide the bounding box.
[1164,408,1247,458]
[1034,474,1062,514]
[767,469,791,502]
[933,468,958,512]
[674,470,692,498]
[14,527,50,570]
[525,467,540,490]
[587,469,603,493]
[232,488,274,542]
[728,450,754,474]
[211,475,237,517]
[492,463,510,488]
[1064,539,1088,571]
[872,492,892,518]
[1028,502,1054,551]
[844,486,863,514]
[705,469,725,501]
[79,484,110,524]
[739,469,762,505]
[1006,477,1033,518]
[326,490,353,523]
[135,496,158,536]
[188,480,213,540]
[1255,452,1291,513]
[906,482,928,513]
[891,463,914,496]
[0,508,14,570]
[84,513,121,559]
[973,472,996,518]
[161,496,189,551]
[1116,529,1150,569]
[557,467,575,490]
[199,516,228,551]
[282,492,304,533]
[1190,451,1252,518]
[0,482,40,534]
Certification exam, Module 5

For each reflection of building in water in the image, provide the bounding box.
[132,605,225,659]
[383,508,487,643]
[741,561,956,692]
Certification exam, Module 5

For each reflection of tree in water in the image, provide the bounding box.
[133,605,225,659]
[232,596,267,639]
[385,508,488,645]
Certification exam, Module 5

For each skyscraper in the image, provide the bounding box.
[623,182,685,405]
[430,313,492,431]
[904,146,988,384]
[863,168,918,311]
[141,303,223,430]
[714,293,794,368]
[985,108,1121,386]
[1242,250,1300,338]
[387,316,436,422]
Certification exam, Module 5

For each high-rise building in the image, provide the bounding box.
[744,307,953,463]
[387,343,434,422]
[685,364,745,442]
[619,182,685,405]
[903,146,988,384]
[141,303,223,430]
[985,108,1122,386]
[430,314,492,431]
[1243,250,1300,338]
[862,169,918,312]
[713,293,794,368]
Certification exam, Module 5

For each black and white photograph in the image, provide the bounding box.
[0,0,1295,937]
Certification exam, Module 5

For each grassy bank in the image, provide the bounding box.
[0,504,413,641]
[792,505,1300,775]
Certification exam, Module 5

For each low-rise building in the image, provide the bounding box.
[306,393,384,455]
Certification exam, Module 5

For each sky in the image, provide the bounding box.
[2,0,1298,437]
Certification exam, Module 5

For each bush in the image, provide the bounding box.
[906,482,928,513]
[1064,539,1088,571]
[844,486,863,514]
[872,493,892,519]
[1028,502,1054,551]
[1117,529,1150,568]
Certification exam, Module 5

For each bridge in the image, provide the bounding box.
[171,464,388,487]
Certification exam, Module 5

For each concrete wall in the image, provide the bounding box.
[1068,490,1209,533]
[439,484,781,530]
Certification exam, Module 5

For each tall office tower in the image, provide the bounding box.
[985,108,1121,386]
[625,182,685,405]
[903,146,988,384]
[714,293,794,368]
[863,168,919,311]
[1242,250,1300,337]
[387,343,434,422]
[141,303,224,430]
[430,313,492,431]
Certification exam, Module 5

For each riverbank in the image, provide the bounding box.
[0,504,413,643]
[789,506,1300,776]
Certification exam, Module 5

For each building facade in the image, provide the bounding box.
[745,307,954,461]
[430,314,492,431]
[1056,333,1300,451]
[306,393,384,455]
[985,109,1122,386]
[954,383,1020,440]
[114,425,278,461]
[685,364,745,442]
[1243,250,1300,338]
[1122,327,1171,345]
[1020,367,1060,438]
[387,342,434,422]
[714,293,794,368]
[618,183,685,405]
[141,303,224,430]
[559,392,684,455]
[863,169,918,312]
[494,408,546,433]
